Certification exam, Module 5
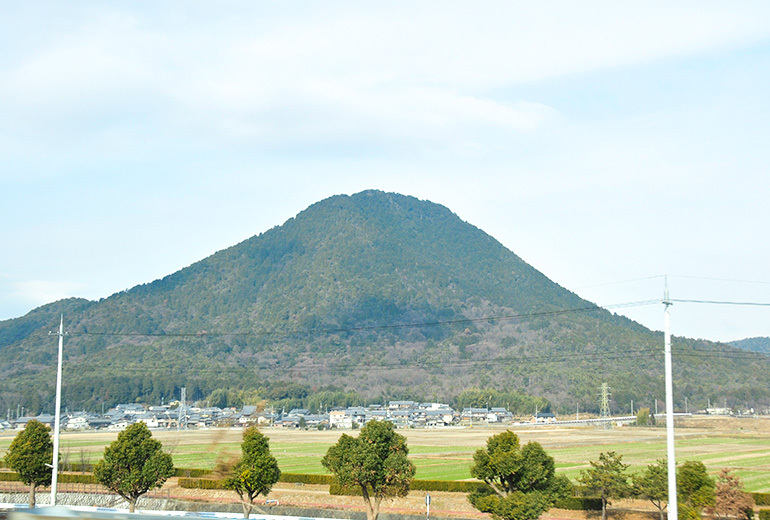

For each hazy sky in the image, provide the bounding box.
[2,1,769,343]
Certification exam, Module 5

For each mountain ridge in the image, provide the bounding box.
[1,190,768,414]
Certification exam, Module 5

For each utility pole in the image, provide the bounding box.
[49,315,65,506]
[663,277,678,520]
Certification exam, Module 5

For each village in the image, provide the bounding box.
[1,401,562,432]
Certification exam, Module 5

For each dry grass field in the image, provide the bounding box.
[3,415,770,492]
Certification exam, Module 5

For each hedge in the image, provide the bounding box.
[330,483,602,511]
[758,510,769,520]
[0,472,20,482]
[553,497,603,511]
[329,483,363,496]
[279,473,334,485]
[329,479,487,494]
[409,480,487,493]
[753,492,770,506]
[179,478,226,490]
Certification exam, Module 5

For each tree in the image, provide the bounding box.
[322,420,415,520]
[578,451,631,520]
[4,420,55,508]
[714,468,754,520]
[468,430,570,520]
[93,422,175,512]
[677,460,715,519]
[633,460,668,520]
[223,427,281,519]
[636,407,654,426]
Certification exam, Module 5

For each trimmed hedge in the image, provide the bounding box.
[179,478,226,490]
[279,473,334,485]
[327,479,488,495]
[329,483,363,496]
[0,472,20,482]
[758,510,769,520]
[753,492,770,506]
[409,480,487,493]
[57,474,98,484]
[554,497,603,511]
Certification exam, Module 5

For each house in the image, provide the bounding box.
[329,410,352,429]
[460,408,490,424]
[488,408,513,423]
[532,412,556,423]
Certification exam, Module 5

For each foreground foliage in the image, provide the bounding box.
[677,460,716,520]
[322,420,415,520]
[578,451,631,520]
[469,430,570,520]
[714,468,754,520]
[223,427,281,518]
[4,419,55,508]
[632,460,668,520]
[93,422,174,512]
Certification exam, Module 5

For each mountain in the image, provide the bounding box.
[730,337,770,355]
[1,190,768,415]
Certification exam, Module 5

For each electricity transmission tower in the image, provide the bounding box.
[600,383,612,429]
[179,387,187,430]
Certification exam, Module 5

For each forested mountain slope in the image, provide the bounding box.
[1,190,768,414]
[730,337,770,355]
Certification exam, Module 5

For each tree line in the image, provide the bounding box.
[4,420,757,520]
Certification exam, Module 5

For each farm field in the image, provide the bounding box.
[2,415,769,492]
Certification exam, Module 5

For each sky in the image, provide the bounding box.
[1,1,769,343]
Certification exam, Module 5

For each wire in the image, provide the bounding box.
[670,299,770,307]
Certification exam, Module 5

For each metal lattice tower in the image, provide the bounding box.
[600,383,612,429]
[179,387,187,430]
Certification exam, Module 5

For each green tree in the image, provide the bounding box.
[93,422,175,512]
[578,451,631,520]
[714,468,754,520]
[468,430,570,520]
[635,407,654,426]
[322,420,415,520]
[633,460,668,520]
[4,420,55,508]
[223,427,281,519]
[677,460,715,519]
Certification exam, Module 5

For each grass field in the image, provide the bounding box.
[2,415,769,492]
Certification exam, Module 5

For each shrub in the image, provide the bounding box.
[0,472,21,482]
[179,478,226,490]
[757,510,769,520]
[279,473,334,485]
[329,479,489,495]
[753,492,770,506]
[554,497,603,510]
[330,483,363,496]
[409,480,488,493]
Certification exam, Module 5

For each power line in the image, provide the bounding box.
[670,299,770,307]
